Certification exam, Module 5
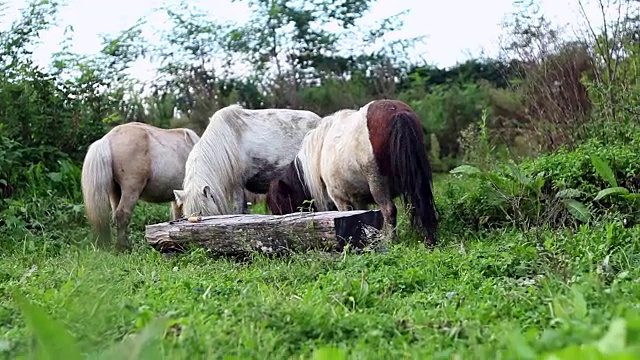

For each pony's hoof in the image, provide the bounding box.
[423,231,438,247]
[423,238,437,249]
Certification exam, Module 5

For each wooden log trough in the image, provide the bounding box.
[145,210,385,257]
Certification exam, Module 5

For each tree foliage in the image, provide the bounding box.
[1,0,635,199]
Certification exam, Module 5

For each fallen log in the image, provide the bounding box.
[145,210,384,256]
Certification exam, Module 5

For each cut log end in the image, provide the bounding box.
[145,210,385,257]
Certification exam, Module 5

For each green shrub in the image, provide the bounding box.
[436,175,510,232]
[520,137,640,215]
[0,157,86,252]
[520,138,640,194]
[398,82,492,170]
[443,162,589,232]
[438,135,640,231]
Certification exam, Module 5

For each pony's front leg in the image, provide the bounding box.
[233,187,248,214]
[170,201,183,220]
[326,190,354,212]
[351,200,370,211]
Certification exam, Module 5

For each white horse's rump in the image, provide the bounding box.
[266,99,439,247]
[293,108,370,211]
[293,109,360,211]
[174,104,322,216]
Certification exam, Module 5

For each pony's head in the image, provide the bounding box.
[173,185,219,217]
[265,163,310,215]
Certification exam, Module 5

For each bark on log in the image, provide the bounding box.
[145,210,384,256]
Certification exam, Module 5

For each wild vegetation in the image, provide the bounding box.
[1,0,640,358]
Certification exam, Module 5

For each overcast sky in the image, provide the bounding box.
[1,0,619,83]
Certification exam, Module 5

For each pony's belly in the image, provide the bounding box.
[141,173,185,203]
[327,168,371,197]
[243,155,289,194]
[139,187,177,203]
[345,181,374,201]
[323,150,379,206]
[245,166,283,194]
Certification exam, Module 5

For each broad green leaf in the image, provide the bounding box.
[591,155,618,188]
[507,162,530,186]
[556,188,582,199]
[551,297,568,320]
[570,285,588,319]
[562,199,591,223]
[533,176,546,194]
[47,172,62,182]
[98,316,170,360]
[485,173,504,184]
[625,193,640,201]
[449,165,482,176]
[506,329,537,360]
[594,187,629,201]
[312,347,347,360]
[486,173,512,194]
[596,318,627,354]
[12,290,83,360]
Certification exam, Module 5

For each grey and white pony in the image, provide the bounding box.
[173,104,322,217]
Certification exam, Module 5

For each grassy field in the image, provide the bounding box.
[1,174,640,359]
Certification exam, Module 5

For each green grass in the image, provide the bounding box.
[1,175,640,359]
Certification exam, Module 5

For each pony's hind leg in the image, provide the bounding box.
[325,185,353,212]
[331,198,353,212]
[367,175,397,241]
[113,181,144,252]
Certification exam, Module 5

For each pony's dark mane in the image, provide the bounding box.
[294,157,312,199]
[266,157,314,214]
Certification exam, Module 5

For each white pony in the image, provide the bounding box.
[173,104,322,216]
[81,122,200,251]
[266,99,439,247]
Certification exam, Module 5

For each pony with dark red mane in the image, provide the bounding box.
[265,99,439,247]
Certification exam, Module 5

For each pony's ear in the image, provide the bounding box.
[276,179,291,194]
[202,185,212,198]
[173,190,185,206]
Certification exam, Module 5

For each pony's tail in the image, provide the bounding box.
[81,138,114,245]
[388,113,439,246]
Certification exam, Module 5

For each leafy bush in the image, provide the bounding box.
[398,81,493,169]
[436,175,509,232]
[0,158,86,254]
[520,138,640,194]
[439,135,640,231]
[520,137,640,216]
[443,163,588,232]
